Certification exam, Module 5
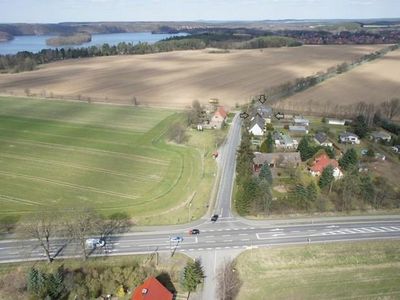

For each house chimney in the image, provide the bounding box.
[142,288,148,294]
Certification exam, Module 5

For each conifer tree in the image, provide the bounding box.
[319,165,334,189]
[259,164,273,184]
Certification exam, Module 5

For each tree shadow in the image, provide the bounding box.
[156,272,177,295]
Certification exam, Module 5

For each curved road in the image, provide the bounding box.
[0,113,399,299]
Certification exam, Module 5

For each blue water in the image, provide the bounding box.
[0,32,188,55]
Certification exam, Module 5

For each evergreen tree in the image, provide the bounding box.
[339,148,358,170]
[319,166,334,189]
[260,139,268,153]
[360,175,376,207]
[27,267,39,295]
[298,136,314,161]
[259,164,273,184]
[265,132,274,153]
[353,115,368,138]
[324,146,335,159]
[257,179,273,214]
[293,184,309,209]
[182,260,204,298]
[307,181,319,203]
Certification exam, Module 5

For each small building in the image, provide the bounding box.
[339,132,360,144]
[273,132,298,150]
[249,114,265,136]
[314,132,332,147]
[209,106,227,129]
[253,152,301,171]
[132,277,173,300]
[309,153,343,179]
[327,118,346,126]
[293,117,310,126]
[370,131,391,143]
[289,125,309,135]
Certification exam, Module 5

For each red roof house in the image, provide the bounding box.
[132,277,173,300]
[210,106,228,129]
[309,154,343,179]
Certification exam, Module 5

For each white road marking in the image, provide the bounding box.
[239,233,249,236]
[222,235,231,237]
[370,227,386,232]
[224,240,233,242]
[272,233,286,237]
[390,226,400,230]
[205,235,215,238]
[360,228,375,233]
[205,241,216,244]
[241,239,250,241]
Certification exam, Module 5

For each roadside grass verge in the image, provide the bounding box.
[236,240,400,300]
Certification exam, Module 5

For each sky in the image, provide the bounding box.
[0,0,399,23]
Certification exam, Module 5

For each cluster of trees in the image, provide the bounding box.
[238,36,302,49]
[235,127,274,216]
[46,33,92,47]
[1,257,170,299]
[297,135,335,161]
[259,132,274,153]
[216,259,242,300]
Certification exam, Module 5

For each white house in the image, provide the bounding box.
[249,114,265,136]
[339,132,360,144]
[370,131,391,143]
[273,132,298,150]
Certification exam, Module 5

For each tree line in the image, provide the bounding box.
[266,44,399,105]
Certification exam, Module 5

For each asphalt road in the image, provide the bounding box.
[0,113,399,299]
[213,113,241,218]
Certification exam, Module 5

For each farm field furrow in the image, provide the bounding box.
[0,45,385,107]
[0,97,209,224]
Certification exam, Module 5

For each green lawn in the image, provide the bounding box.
[236,240,400,300]
[0,97,214,225]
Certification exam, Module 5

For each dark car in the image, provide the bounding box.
[189,229,200,235]
[211,214,219,222]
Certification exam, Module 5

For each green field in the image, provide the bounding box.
[236,240,400,299]
[0,97,216,224]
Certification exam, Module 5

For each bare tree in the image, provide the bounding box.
[64,207,100,260]
[98,212,132,240]
[168,122,188,144]
[17,211,60,263]
[381,98,400,120]
[216,259,242,300]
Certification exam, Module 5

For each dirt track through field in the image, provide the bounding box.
[275,48,400,113]
[0,45,385,108]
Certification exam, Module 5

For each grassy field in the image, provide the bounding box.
[0,45,385,108]
[236,240,400,300]
[276,48,400,114]
[0,96,216,224]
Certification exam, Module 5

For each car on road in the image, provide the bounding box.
[189,229,200,235]
[170,236,183,243]
[211,214,219,222]
[85,238,105,249]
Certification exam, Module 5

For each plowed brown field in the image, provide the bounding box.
[0,45,386,108]
[275,48,400,114]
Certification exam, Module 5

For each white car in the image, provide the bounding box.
[170,236,183,243]
[85,238,106,249]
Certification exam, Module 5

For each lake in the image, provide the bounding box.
[0,32,188,55]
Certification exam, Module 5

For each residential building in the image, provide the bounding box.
[255,104,273,124]
[289,125,309,134]
[327,118,346,126]
[314,132,332,147]
[132,277,173,300]
[309,153,343,179]
[370,131,391,143]
[339,132,360,144]
[293,117,310,126]
[392,145,400,153]
[273,132,298,150]
[249,114,265,136]
[209,106,227,129]
[253,152,301,171]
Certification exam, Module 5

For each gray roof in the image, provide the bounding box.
[289,125,308,132]
[253,152,301,166]
[315,132,328,144]
[250,114,265,129]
